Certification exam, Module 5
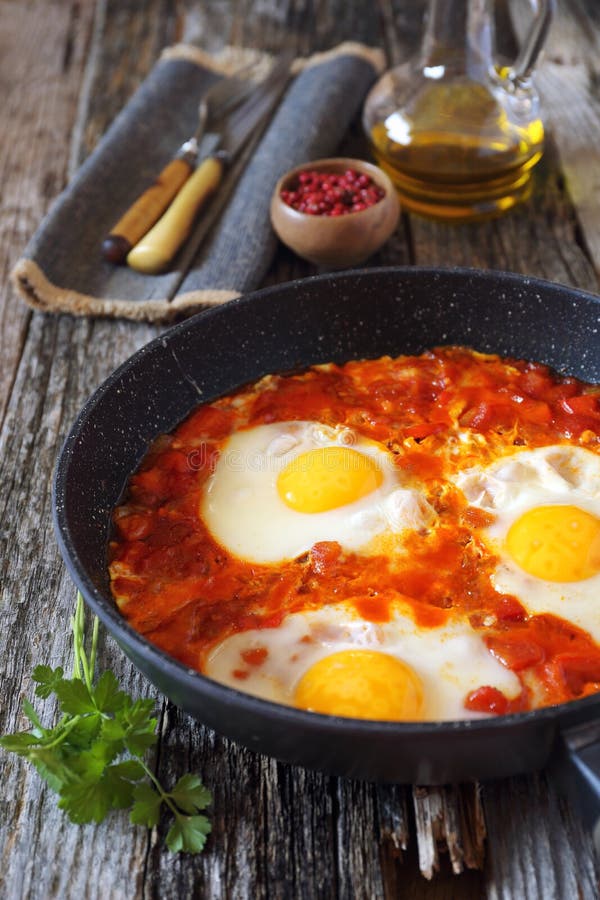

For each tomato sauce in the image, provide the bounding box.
[109,347,600,716]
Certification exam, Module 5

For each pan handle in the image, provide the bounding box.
[550,720,600,853]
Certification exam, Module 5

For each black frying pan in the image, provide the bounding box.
[52,267,600,845]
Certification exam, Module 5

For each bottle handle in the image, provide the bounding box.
[508,0,555,83]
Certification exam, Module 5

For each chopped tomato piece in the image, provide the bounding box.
[495,596,527,623]
[116,513,153,541]
[309,541,342,575]
[521,399,552,424]
[560,394,600,418]
[132,468,166,494]
[521,369,552,399]
[547,380,581,403]
[460,402,494,430]
[156,449,192,474]
[553,653,600,696]
[462,506,496,529]
[487,636,544,670]
[260,611,285,629]
[580,682,600,698]
[241,647,269,666]
[177,405,234,441]
[403,422,446,439]
[465,686,508,715]
[353,594,392,623]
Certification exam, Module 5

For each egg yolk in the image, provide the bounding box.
[277,446,383,513]
[293,649,424,720]
[506,504,600,582]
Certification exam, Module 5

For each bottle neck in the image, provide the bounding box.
[419,0,494,78]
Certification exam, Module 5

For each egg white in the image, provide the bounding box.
[204,602,521,720]
[201,421,437,564]
[454,445,600,642]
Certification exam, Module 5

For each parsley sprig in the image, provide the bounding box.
[0,593,211,853]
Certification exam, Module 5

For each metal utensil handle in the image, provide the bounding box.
[549,719,600,855]
[508,0,555,82]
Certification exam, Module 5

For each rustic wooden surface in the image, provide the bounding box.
[1,0,600,897]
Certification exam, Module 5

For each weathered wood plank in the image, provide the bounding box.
[404,0,600,894]
[408,139,598,293]
[482,772,600,900]
[0,0,97,426]
[1,0,600,897]
[510,0,600,281]
[0,0,474,889]
[0,2,418,898]
[0,1,172,897]
[147,706,343,899]
[74,0,182,167]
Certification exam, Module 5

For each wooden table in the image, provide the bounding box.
[2,1,600,896]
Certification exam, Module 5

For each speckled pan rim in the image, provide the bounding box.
[53,265,600,739]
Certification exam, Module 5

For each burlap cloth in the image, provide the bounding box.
[12,42,384,323]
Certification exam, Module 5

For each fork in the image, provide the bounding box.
[101,65,259,264]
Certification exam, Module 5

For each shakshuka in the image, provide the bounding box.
[109,347,600,721]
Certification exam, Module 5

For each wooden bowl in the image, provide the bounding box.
[270,158,400,267]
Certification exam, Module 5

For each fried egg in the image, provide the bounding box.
[201,421,437,563]
[204,602,521,720]
[455,445,600,640]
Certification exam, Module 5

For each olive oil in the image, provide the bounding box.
[369,81,544,222]
[362,0,552,223]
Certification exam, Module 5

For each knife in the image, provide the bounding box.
[126,54,292,275]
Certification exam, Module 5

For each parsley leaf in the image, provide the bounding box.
[0,732,39,753]
[59,778,114,824]
[100,715,126,745]
[166,815,212,854]
[22,698,45,735]
[32,665,64,699]
[53,677,97,716]
[30,750,72,793]
[168,774,212,814]
[69,740,116,781]
[103,759,146,808]
[66,714,103,750]
[120,698,158,757]
[93,671,128,714]
[130,782,163,828]
[0,592,211,854]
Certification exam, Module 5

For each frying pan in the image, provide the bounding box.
[53,267,600,845]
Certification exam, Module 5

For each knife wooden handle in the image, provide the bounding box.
[101,157,194,264]
[126,156,224,274]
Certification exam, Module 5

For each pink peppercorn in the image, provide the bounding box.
[280,168,385,216]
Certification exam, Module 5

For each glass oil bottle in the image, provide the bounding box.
[362,0,554,222]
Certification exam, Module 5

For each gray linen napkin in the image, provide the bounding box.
[12,42,384,323]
